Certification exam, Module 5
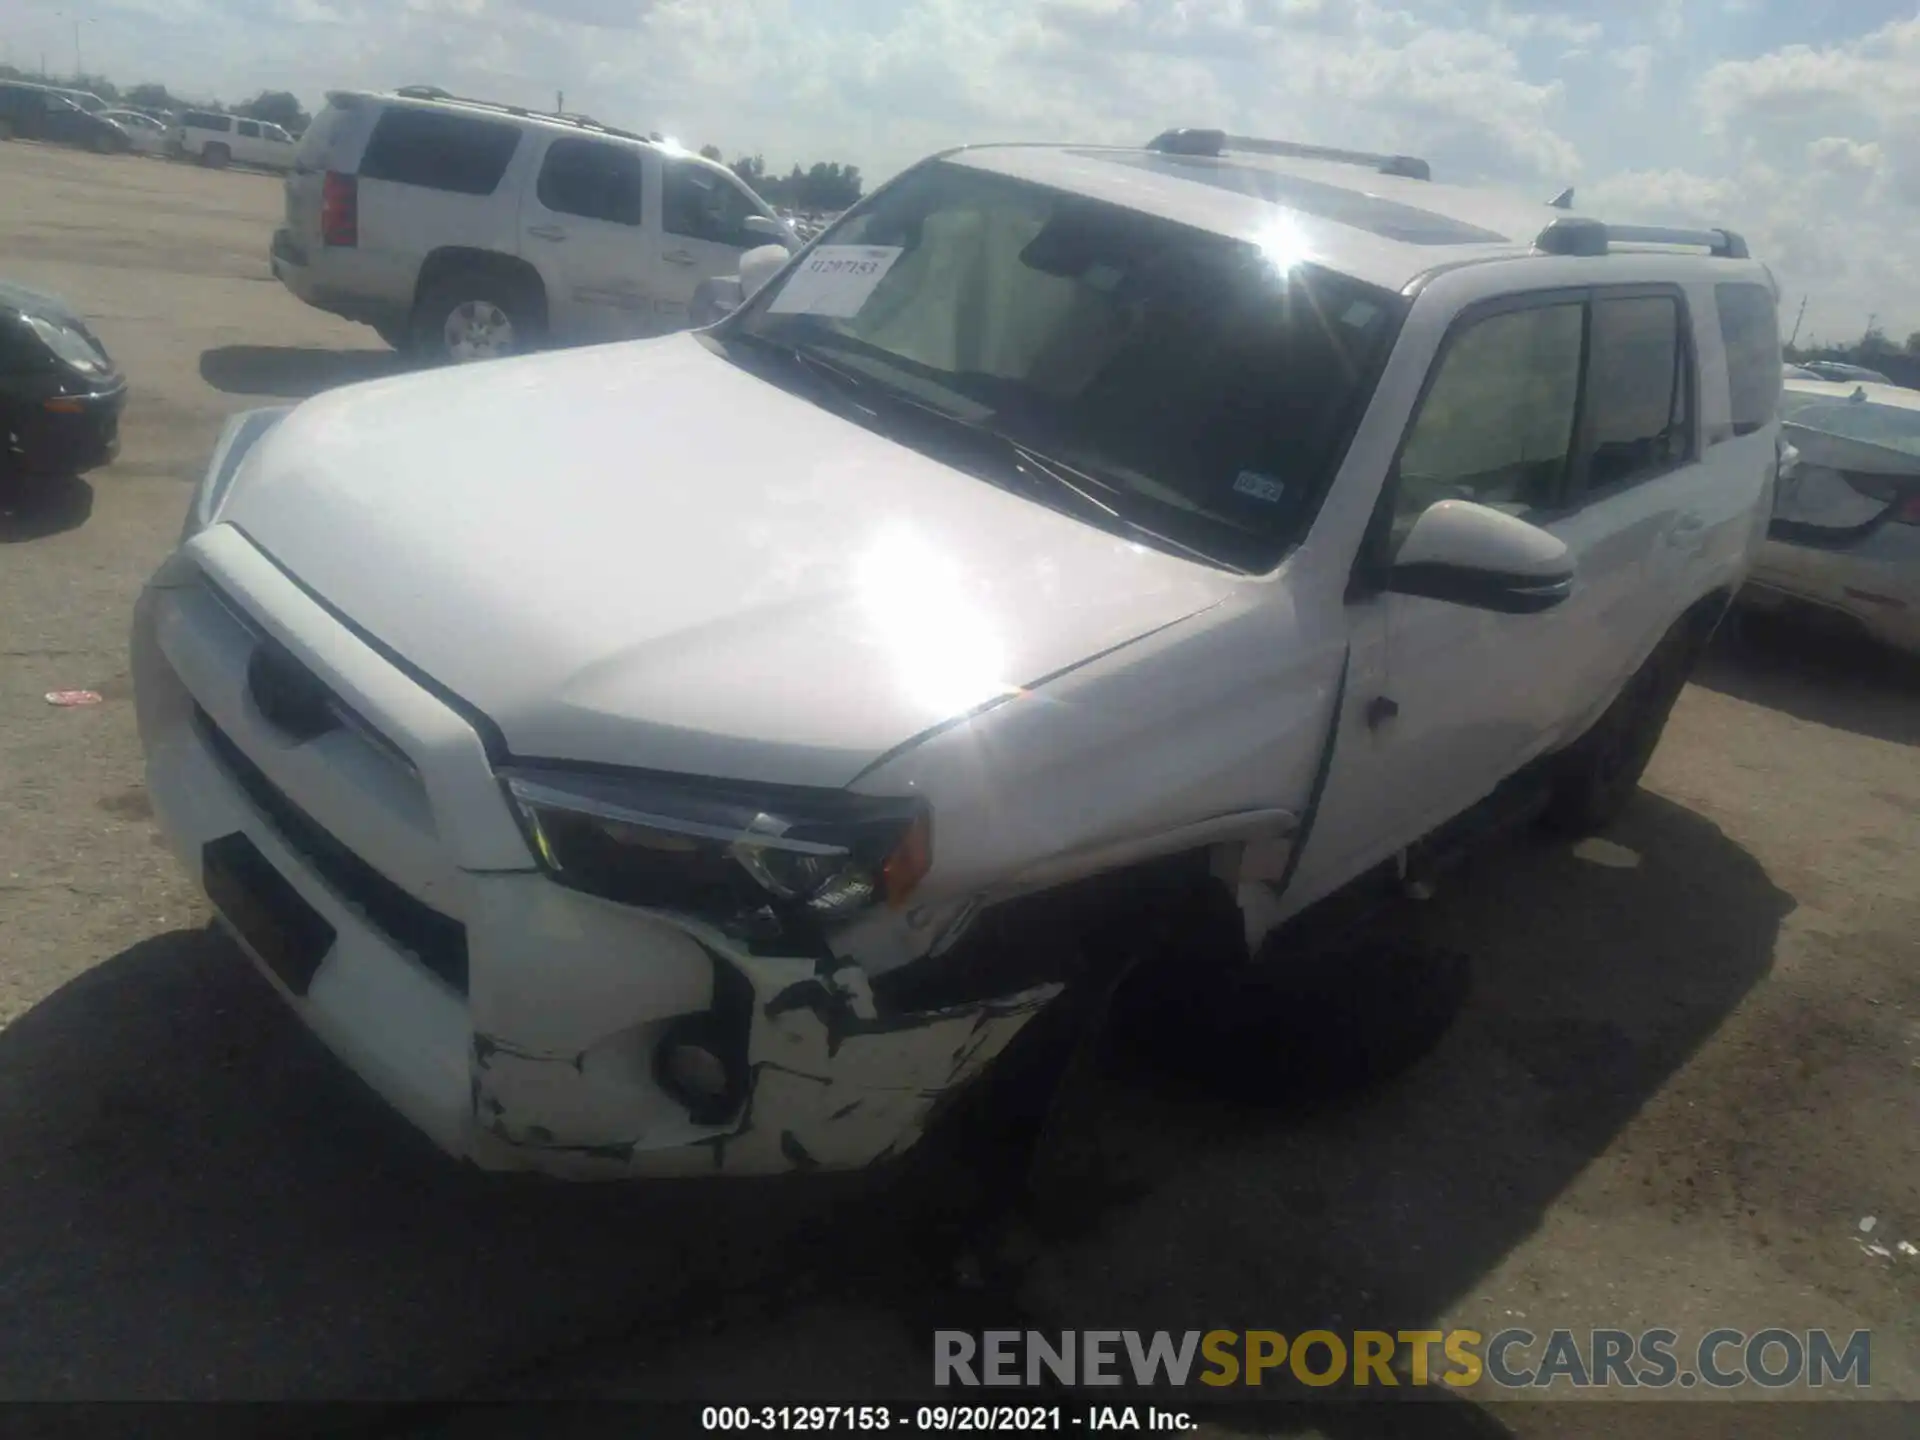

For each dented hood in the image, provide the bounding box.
[218,334,1231,789]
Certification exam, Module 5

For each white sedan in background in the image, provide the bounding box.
[1744,379,1920,654]
[99,109,169,156]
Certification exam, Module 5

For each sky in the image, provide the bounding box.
[4,0,1918,343]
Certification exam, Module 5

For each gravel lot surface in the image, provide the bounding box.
[0,141,1913,1435]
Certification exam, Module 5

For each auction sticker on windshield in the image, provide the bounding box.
[767,245,904,318]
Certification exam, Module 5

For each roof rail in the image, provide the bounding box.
[388,84,642,142]
[1145,128,1430,180]
[1533,217,1750,260]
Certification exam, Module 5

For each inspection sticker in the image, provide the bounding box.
[766,245,904,318]
[1234,471,1287,503]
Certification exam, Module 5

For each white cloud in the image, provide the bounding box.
[1596,14,1920,341]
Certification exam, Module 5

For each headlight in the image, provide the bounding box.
[502,767,932,941]
[181,405,293,543]
[23,313,110,377]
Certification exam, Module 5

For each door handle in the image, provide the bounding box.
[663,249,697,266]
[527,225,568,242]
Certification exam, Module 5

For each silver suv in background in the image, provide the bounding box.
[271,88,796,363]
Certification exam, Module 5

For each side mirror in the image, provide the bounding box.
[738,243,790,300]
[1387,499,1573,614]
[742,213,797,250]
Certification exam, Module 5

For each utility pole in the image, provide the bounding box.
[1863,312,1878,349]
[1788,294,1807,349]
[556,90,564,113]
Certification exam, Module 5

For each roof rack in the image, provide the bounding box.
[1145,128,1431,181]
[388,84,644,143]
[1533,217,1750,259]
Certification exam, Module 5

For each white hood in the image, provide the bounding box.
[218,335,1233,789]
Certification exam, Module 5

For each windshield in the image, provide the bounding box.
[1782,393,1920,457]
[724,159,1403,571]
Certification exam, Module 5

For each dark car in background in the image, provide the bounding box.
[0,80,133,153]
[0,280,126,487]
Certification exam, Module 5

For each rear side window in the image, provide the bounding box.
[358,107,521,196]
[1394,302,1584,532]
[183,111,229,131]
[535,138,644,226]
[1585,295,1691,491]
[1715,283,1781,438]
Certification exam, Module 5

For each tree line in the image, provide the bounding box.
[702,148,863,212]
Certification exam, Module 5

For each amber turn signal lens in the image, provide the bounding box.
[882,811,933,906]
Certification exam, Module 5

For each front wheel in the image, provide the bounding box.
[1541,624,1698,835]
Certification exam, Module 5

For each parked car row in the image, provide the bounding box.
[0,79,298,170]
[0,80,134,153]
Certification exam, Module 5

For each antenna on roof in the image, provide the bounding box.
[1549,187,1574,209]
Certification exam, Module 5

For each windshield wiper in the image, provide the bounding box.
[730,333,1246,572]
[880,394,1247,573]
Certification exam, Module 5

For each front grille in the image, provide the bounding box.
[196,706,469,996]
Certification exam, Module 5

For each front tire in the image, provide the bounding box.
[1541,623,1698,835]
[411,271,543,364]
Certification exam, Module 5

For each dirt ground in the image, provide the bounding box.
[0,141,1914,1434]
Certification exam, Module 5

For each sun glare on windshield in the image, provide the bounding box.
[1252,213,1314,274]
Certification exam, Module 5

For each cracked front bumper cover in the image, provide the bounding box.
[471,945,1062,1178]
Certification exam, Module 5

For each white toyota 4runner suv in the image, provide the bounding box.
[135,130,1782,1179]
[271,88,796,363]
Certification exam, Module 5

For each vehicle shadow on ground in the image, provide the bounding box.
[1692,611,1920,747]
[0,924,869,1399]
[890,792,1790,1434]
[198,344,408,399]
[0,476,93,542]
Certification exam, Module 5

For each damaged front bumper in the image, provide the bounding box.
[133,531,1060,1180]
[471,949,1059,1178]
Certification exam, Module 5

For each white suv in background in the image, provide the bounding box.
[138,129,1782,1180]
[171,109,297,170]
[270,88,796,362]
